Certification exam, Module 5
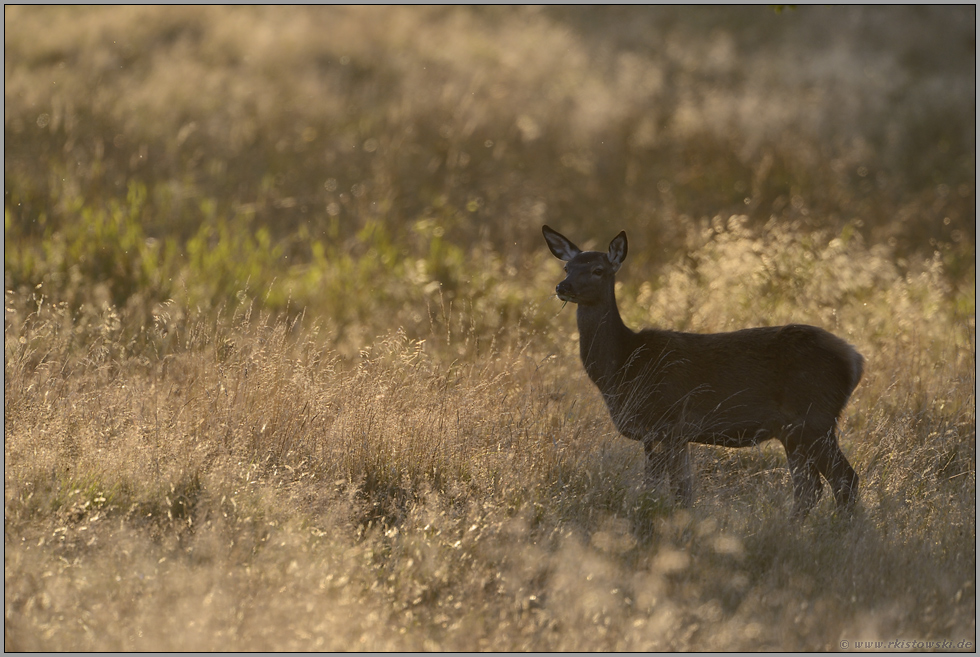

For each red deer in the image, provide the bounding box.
[542,225,862,517]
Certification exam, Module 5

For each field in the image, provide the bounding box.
[4,6,976,651]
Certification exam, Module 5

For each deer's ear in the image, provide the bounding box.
[607,231,628,271]
[542,225,582,262]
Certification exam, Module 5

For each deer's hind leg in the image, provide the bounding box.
[785,443,823,519]
[812,426,859,512]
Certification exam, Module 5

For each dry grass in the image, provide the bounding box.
[4,5,976,652]
[5,222,975,650]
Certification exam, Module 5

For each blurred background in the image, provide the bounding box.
[4,5,975,347]
[4,9,976,650]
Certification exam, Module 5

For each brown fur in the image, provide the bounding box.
[543,225,863,517]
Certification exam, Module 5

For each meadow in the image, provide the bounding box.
[4,6,976,651]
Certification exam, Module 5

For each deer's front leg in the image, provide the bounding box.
[667,442,694,506]
[644,437,692,505]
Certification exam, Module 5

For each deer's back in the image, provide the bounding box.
[604,324,863,441]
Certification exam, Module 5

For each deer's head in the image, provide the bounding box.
[542,225,627,306]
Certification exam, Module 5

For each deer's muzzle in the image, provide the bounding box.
[556,281,577,302]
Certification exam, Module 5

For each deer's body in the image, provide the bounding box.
[544,225,862,517]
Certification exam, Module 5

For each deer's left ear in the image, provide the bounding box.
[542,225,582,262]
[607,231,627,271]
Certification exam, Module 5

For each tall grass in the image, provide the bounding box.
[5,220,974,650]
[4,5,976,652]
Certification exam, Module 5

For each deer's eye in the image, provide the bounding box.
[563,265,569,273]
[592,267,604,276]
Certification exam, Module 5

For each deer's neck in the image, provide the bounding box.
[575,288,632,390]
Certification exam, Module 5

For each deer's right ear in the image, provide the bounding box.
[542,225,582,261]
[607,231,628,271]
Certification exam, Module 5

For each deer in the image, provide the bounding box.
[542,225,863,518]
